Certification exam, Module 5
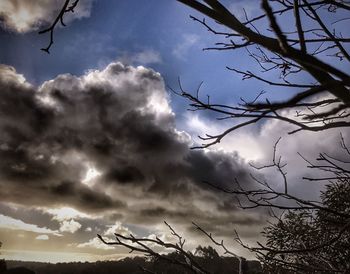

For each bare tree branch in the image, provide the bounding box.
[38,0,80,53]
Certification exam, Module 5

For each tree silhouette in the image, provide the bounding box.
[98,225,261,274]
[0,242,7,273]
[254,180,350,273]
[175,0,350,148]
[39,0,79,53]
[168,2,350,271]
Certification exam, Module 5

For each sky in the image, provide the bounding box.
[0,0,349,263]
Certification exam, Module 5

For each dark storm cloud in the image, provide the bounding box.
[0,63,252,223]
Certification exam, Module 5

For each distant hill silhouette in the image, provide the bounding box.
[4,254,262,274]
[1,267,35,274]
[0,260,35,274]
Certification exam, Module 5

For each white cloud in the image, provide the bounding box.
[173,34,200,59]
[0,64,29,86]
[0,0,94,33]
[0,214,61,236]
[145,231,178,249]
[78,222,132,250]
[59,219,82,234]
[104,222,131,237]
[131,49,162,65]
[77,237,114,250]
[228,1,260,21]
[185,114,263,161]
[186,103,349,200]
[36,234,49,240]
[45,207,85,234]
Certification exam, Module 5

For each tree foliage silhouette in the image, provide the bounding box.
[256,180,350,273]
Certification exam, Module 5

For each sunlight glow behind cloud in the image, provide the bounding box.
[46,207,90,222]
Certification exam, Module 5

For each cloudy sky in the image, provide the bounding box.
[0,0,348,263]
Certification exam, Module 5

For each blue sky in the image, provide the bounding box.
[0,0,348,263]
[0,0,265,119]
